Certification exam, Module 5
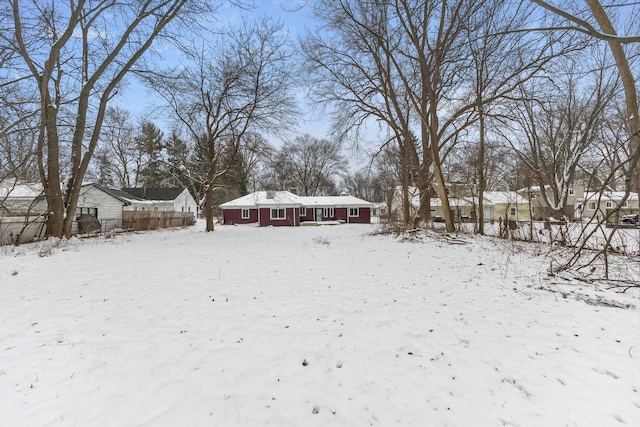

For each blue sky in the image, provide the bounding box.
[115,0,373,170]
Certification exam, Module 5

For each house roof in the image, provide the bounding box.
[122,187,185,201]
[430,197,475,207]
[219,191,304,208]
[0,182,43,199]
[483,191,529,205]
[582,191,638,202]
[300,195,373,207]
[81,183,133,205]
[219,191,374,209]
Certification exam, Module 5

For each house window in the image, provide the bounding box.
[606,201,613,208]
[300,207,306,216]
[530,192,536,199]
[76,207,98,219]
[324,207,335,218]
[153,206,159,211]
[241,209,250,219]
[588,202,596,210]
[569,188,575,196]
[509,207,516,216]
[623,201,628,207]
[349,207,359,217]
[271,208,286,219]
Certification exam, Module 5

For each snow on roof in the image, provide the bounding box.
[430,197,474,207]
[300,195,373,207]
[483,191,528,205]
[219,191,303,208]
[220,191,374,209]
[583,191,638,201]
[0,182,44,198]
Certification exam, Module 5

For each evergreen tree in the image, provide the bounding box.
[134,121,166,187]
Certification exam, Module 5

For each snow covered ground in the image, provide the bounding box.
[1,222,638,426]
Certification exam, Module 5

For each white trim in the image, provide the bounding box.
[323,207,335,218]
[606,201,613,208]
[349,207,359,217]
[241,208,250,219]
[300,206,306,216]
[270,208,286,219]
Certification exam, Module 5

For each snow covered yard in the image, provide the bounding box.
[0,222,638,426]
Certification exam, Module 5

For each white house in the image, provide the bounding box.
[121,187,198,216]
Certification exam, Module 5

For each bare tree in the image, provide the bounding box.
[2,0,208,237]
[149,17,298,231]
[531,0,640,198]
[278,134,349,196]
[92,106,136,188]
[501,58,619,219]
[303,0,417,227]
[528,0,640,279]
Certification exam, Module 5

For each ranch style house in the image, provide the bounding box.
[219,190,374,226]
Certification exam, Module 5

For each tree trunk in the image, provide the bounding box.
[204,185,215,232]
[477,103,486,234]
[585,0,640,195]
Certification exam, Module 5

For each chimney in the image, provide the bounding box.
[290,187,297,195]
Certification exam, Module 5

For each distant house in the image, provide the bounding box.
[0,181,46,216]
[577,191,639,223]
[0,181,47,244]
[516,185,586,220]
[389,186,421,221]
[390,186,531,223]
[75,184,132,230]
[371,202,388,220]
[121,187,198,216]
[219,190,374,226]
[482,191,530,222]
[1,183,197,242]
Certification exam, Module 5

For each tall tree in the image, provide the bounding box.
[1,0,208,237]
[303,0,418,227]
[134,121,166,187]
[149,17,298,231]
[93,106,136,188]
[531,0,640,199]
[280,134,349,196]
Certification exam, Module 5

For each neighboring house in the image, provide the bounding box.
[219,190,374,226]
[76,183,132,223]
[390,186,531,223]
[122,187,198,216]
[577,191,639,223]
[0,181,47,215]
[430,197,476,221]
[389,186,421,222]
[482,191,531,222]
[516,185,586,220]
[1,183,197,242]
[371,202,388,220]
[0,181,47,244]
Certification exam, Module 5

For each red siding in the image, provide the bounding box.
[300,207,314,222]
[224,205,371,226]
[223,208,258,225]
[348,207,371,223]
[259,207,299,226]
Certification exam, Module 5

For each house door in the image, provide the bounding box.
[315,208,323,222]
